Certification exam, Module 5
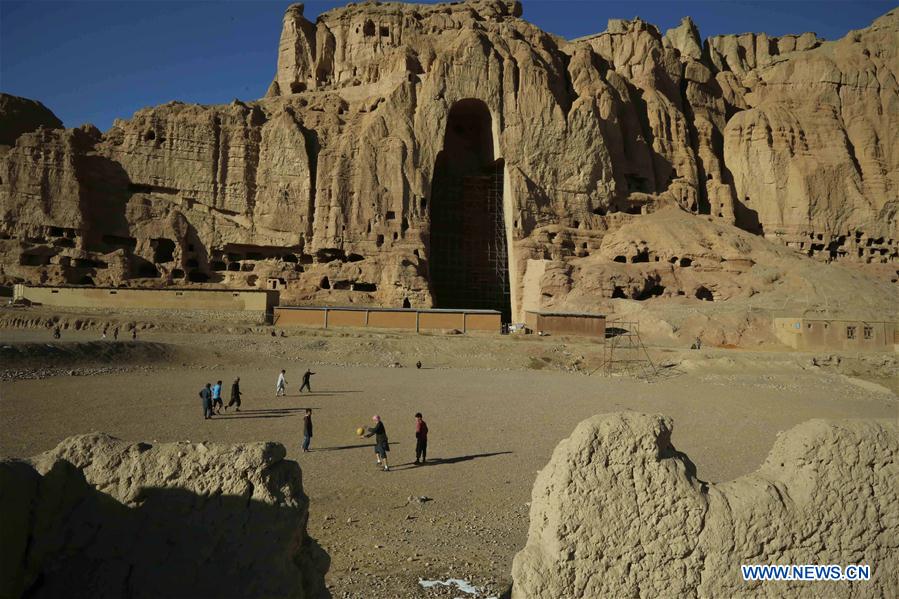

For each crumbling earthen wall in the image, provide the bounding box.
[0,433,328,599]
[511,412,899,598]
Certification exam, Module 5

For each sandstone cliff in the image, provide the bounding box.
[0,94,63,147]
[511,412,898,598]
[1,2,896,323]
[0,433,328,598]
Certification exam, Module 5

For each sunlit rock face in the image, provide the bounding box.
[1,3,896,320]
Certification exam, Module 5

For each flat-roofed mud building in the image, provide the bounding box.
[774,317,897,351]
[274,306,500,333]
[524,310,606,337]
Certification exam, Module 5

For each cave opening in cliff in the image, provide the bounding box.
[428,99,511,321]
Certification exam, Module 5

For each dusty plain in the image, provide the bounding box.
[1,307,896,598]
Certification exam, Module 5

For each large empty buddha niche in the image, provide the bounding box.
[428,99,511,321]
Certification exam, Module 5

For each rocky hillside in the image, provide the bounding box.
[1,1,896,320]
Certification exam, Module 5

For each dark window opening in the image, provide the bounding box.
[144,130,155,141]
[240,263,255,272]
[353,282,377,292]
[624,173,650,193]
[636,284,665,300]
[695,286,714,301]
[669,256,678,264]
[227,263,240,271]
[413,249,420,258]
[211,261,227,271]
[282,254,298,263]
[611,286,627,299]
[679,257,693,267]
[402,298,411,308]
[20,254,51,266]
[631,250,649,263]
[152,238,176,263]
[316,248,346,263]
[613,255,627,263]
[347,253,364,262]
[380,25,389,37]
[846,326,856,340]
[187,271,209,282]
[332,280,351,290]
[320,276,330,290]
[75,258,107,269]
[102,234,137,249]
[386,211,396,220]
[863,326,873,339]
[376,235,385,247]
[135,262,159,278]
[171,269,185,279]
[363,20,375,36]
[78,276,95,286]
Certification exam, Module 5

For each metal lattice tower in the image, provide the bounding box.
[593,320,658,380]
[486,166,510,318]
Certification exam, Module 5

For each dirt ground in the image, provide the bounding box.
[1,308,897,598]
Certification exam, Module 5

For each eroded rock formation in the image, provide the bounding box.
[0,433,327,598]
[1,2,896,321]
[511,412,899,598]
[0,94,63,147]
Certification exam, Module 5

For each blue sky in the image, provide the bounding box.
[1,1,894,131]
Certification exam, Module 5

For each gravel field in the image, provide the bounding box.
[1,308,896,598]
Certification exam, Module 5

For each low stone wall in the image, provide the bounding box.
[512,412,898,598]
[0,434,328,598]
[14,284,278,312]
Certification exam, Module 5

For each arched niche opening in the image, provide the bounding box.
[428,99,511,321]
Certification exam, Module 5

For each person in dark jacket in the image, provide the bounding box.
[299,369,315,393]
[227,377,242,411]
[414,412,428,465]
[302,408,313,452]
[199,383,213,420]
[365,415,390,471]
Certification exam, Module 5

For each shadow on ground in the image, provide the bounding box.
[391,451,513,470]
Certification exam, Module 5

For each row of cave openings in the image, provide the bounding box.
[610,283,714,302]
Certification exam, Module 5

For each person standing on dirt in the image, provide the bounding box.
[302,408,313,452]
[212,380,224,413]
[299,369,315,393]
[53,325,61,340]
[414,412,429,465]
[364,415,390,471]
[227,377,242,412]
[101,324,108,339]
[199,383,213,420]
[131,328,137,341]
[113,326,119,341]
[276,369,287,396]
